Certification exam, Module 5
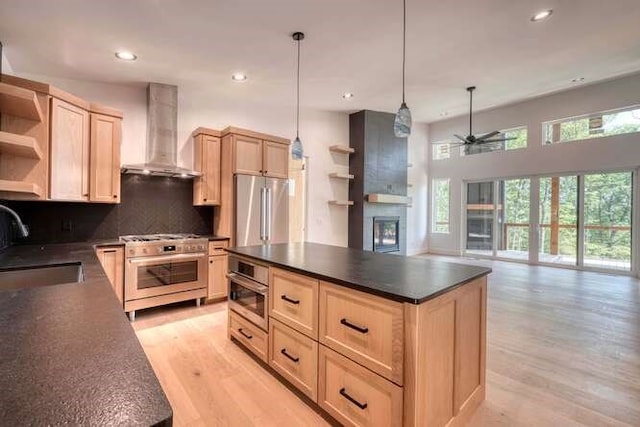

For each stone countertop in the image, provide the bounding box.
[227,243,491,304]
[0,242,173,426]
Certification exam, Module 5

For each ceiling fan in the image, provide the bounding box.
[435,86,515,148]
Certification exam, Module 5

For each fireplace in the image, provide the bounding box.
[373,217,400,253]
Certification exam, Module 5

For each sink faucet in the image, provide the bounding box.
[0,204,29,238]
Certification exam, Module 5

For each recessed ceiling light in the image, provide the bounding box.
[142,169,150,175]
[180,173,188,178]
[571,77,585,83]
[531,9,553,22]
[115,51,137,61]
[440,111,449,117]
[231,73,247,82]
[342,92,354,99]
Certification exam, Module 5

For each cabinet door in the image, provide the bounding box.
[89,113,121,203]
[50,98,90,201]
[233,135,263,176]
[263,140,289,178]
[208,255,228,299]
[194,135,221,205]
[96,247,124,305]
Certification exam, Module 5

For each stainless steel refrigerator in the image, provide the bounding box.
[235,174,289,246]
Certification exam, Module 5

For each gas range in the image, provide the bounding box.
[120,233,209,258]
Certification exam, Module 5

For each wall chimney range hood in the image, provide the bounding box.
[121,83,201,178]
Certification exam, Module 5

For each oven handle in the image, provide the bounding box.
[128,252,206,265]
[227,273,268,294]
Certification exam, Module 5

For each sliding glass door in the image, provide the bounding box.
[464,171,633,273]
[539,176,578,265]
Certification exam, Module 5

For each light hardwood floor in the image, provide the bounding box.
[132,256,640,427]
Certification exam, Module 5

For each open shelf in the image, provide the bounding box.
[329,200,354,206]
[0,82,44,122]
[329,172,354,180]
[329,145,355,154]
[0,131,42,159]
[0,179,44,197]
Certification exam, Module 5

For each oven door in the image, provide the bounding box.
[227,272,269,330]
[125,252,207,301]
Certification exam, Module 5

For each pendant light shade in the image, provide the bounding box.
[292,32,305,160]
[394,0,411,138]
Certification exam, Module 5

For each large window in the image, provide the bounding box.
[432,179,450,233]
[543,105,640,144]
[432,142,450,160]
[461,126,528,156]
[464,171,633,273]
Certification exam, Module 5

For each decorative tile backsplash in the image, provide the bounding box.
[2,174,215,246]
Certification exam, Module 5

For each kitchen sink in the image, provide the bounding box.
[0,263,83,291]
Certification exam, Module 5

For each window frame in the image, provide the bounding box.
[431,178,451,234]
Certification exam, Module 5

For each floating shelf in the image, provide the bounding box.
[407,163,414,168]
[0,179,44,197]
[366,194,412,205]
[0,131,42,159]
[0,82,44,122]
[329,145,355,154]
[329,200,354,206]
[329,172,354,180]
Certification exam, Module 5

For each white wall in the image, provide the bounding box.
[406,123,429,255]
[427,72,640,254]
[14,72,350,247]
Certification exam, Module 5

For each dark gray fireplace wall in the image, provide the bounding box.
[349,110,408,255]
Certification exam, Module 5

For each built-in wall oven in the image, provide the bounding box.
[227,254,269,331]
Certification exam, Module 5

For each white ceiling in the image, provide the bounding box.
[1,0,640,123]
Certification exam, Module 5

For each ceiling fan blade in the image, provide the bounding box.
[475,131,501,141]
[453,134,468,143]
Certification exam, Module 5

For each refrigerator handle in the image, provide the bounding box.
[260,187,266,241]
[265,187,272,242]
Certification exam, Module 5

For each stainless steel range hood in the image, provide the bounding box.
[121,83,201,178]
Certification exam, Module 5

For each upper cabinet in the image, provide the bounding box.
[0,74,123,204]
[90,107,122,203]
[50,98,90,201]
[224,127,290,178]
[192,127,221,206]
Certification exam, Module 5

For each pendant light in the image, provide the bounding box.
[393,0,412,138]
[291,32,305,160]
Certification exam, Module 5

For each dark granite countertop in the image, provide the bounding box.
[0,242,173,426]
[227,243,491,304]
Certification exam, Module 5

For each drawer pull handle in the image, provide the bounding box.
[339,388,368,410]
[280,348,299,363]
[340,318,369,334]
[238,328,253,339]
[281,294,300,305]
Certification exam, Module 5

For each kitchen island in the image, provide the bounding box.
[0,242,173,426]
[226,242,491,427]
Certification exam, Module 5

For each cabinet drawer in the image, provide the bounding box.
[270,267,318,339]
[319,282,404,385]
[229,310,268,363]
[269,318,318,401]
[318,345,403,427]
[208,240,229,256]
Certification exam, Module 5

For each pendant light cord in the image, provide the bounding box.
[296,38,301,139]
[402,0,406,104]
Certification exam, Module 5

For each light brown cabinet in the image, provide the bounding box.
[318,345,403,427]
[229,310,268,362]
[269,267,318,339]
[207,240,229,300]
[269,318,318,401]
[96,246,124,305]
[231,134,288,178]
[193,129,221,205]
[50,98,90,201]
[90,113,121,203]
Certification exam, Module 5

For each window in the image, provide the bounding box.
[461,126,528,156]
[432,179,450,233]
[432,142,450,160]
[543,105,640,144]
